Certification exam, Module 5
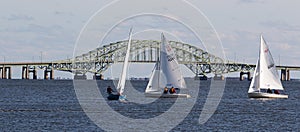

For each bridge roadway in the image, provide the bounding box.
[1,61,300,80]
[0,62,53,66]
[1,39,300,80]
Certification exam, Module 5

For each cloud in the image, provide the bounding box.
[2,23,65,36]
[238,0,265,4]
[278,43,292,50]
[6,14,34,21]
[54,11,74,17]
[219,33,237,42]
[0,23,75,62]
[260,20,300,32]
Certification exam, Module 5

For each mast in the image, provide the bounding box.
[117,28,133,95]
[156,56,160,90]
[258,35,263,89]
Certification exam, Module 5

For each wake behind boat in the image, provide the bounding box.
[144,33,190,98]
[248,35,288,99]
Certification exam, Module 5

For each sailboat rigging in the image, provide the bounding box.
[145,33,190,98]
[248,35,288,98]
[107,29,132,100]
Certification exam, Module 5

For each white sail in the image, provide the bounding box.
[248,59,260,93]
[117,29,132,95]
[160,33,186,89]
[248,35,288,98]
[145,59,161,93]
[259,35,284,90]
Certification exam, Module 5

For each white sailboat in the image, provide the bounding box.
[248,35,288,98]
[107,29,132,100]
[145,33,190,98]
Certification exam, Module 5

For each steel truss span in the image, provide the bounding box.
[51,40,254,76]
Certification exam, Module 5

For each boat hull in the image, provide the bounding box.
[144,92,191,98]
[248,92,288,98]
[107,94,120,100]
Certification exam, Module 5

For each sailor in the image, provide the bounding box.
[107,86,113,94]
[274,90,280,94]
[163,87,168,94]
[107,86,120,100]
[169,87,176,94]
[267,88,272,93]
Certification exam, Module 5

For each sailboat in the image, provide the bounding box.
[248,35,288,98]
[144,33,190,98]
[107,29,132,101]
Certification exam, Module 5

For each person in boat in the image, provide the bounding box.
[107,86,120,100]
[169,87,176,94]
[107,86,113,94]
[163,87,168,94]
[267,88,272,93]
[274,90,280,94]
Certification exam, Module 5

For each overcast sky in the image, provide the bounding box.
[1,0,300,78]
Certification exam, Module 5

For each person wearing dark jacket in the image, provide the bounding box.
[169,87,176,94]
[267,88,272,93]
[163,87,168,94]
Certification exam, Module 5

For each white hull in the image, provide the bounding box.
[248,92,288,99]
[145,92,191,98]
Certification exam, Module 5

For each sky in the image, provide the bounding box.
[1,0,300,79]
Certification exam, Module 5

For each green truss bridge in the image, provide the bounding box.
[1,40,299,80]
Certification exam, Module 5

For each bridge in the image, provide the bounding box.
[1,40,299,80]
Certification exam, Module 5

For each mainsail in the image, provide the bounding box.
[117,29,132,95]
[258,35,284,90]
[160,33,186,89]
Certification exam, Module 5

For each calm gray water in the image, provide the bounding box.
[0,79,299,131]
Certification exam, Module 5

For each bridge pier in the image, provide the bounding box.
[93,73,103,80]
[1,67,6,79]
[0,67,11,79]
[29,67,37,79]
[194,74,208,80]
[22,66,29,79]
[281,68,290,81]
[6,67,11,79]
[22,66,39,79]
[213,74,225,80]
[240,71,251,81]
[74,73,87,80]
[44,68,54,80]
[0,67,3,79]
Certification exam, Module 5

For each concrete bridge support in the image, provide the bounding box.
[1,67,6,79]
[74,73,87,80]
[0,67,3,79]
[213,74,225,80]
[240,72,251,81]
[0,67,11,79]
[93,73,103,80]
[22,66,38,79]
[44,68,54,80]
[194,74,208,80]
[29,67,37,79]
[281,69,290,81]
[6,67,11,79]
[22,66,29,79]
